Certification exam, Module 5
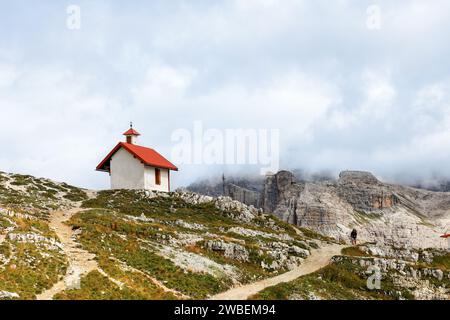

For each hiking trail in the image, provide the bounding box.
[210,243,345,300]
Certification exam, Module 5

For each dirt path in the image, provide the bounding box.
[36,203,188,300]
[210,243,345,300]
[36,208,99,300]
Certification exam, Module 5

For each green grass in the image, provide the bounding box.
[341,246,371,257]
[0,216,13,229]
[0,185,331,300]
[96,257,178,299]
[0,243,67,300]
[252,258,415,300]
[54,271,156,300]
[72,189,327,299]
[81,190,312,239]
[0,242,11,257]
[10,174,33,186]
[430,252,450,271]
[187,240,277,282]
[0,208,68,300]
[352,210,382,225]
[82,190,239,228]
[69,209,231,298]
[54,267,180,300]
[0,173,88,215]
[297,227,335,242]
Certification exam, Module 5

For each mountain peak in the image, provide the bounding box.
[338,171,379,184]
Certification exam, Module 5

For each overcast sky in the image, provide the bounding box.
[1,1,450,189]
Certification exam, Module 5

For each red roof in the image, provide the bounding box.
[123,128,141,136]
[441,234,450,239]
[96,142,178,172]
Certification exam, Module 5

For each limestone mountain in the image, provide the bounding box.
[262,170,450,249]
[187,175,263,208]
[189,170,450,249]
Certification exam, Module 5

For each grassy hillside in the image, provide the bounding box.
[0,173,327,300]
[62,190,323,299]
[0,172,84,299]
[0,171,88,217]
[0,217,67,299]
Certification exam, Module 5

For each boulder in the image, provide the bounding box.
[0,291,19,299]
[205,240,249,262]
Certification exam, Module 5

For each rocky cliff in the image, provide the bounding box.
[208,170,450,249]
[224,183,261,208]
[187,175,264,208]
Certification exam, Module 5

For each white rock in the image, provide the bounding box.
[0,291,19,299]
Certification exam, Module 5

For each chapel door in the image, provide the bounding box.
[155,168,161,185]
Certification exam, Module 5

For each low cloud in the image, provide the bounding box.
[0,1,450,189]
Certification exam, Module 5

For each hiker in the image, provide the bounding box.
[350,229,358,245]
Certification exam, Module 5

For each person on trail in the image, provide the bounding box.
[351,229,357,245]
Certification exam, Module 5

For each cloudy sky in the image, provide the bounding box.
[1,1,450,189]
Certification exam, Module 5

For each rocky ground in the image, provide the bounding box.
[211,243,344,300]
[0,171,328,300]
[252,243,449,300]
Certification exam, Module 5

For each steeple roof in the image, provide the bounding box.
[123,128,141,136]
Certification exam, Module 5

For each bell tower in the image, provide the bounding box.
[123,122,141,145]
